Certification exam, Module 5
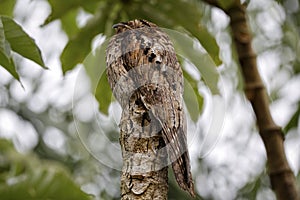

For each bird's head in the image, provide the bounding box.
[112,19,157,34]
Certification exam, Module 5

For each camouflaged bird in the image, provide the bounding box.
[106,19,195,197]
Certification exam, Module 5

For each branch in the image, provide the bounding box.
[203,1,300,199]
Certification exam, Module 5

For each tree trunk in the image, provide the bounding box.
[119,92,169,199]
[203,0,300,199]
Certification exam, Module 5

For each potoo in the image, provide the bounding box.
[106,19,195,198]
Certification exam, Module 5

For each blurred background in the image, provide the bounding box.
[0,0,299,199]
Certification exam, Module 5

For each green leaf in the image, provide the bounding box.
[0,52,19,81]
[43,0,99,25]
[187,25,222,66]
[61,2,117,74]
[95,73,113,115]
[83,40,112,114]
[158,0,221,65]
[0,0,16,16]
[293,60,300,74]
[0,16,19,81]
[0,139,92,200]
[183,70,204,122]
[217,0,235,10]
[282,21,300,74]
[165,29,220,94]
[60,8,80,38]
[284,102,300,134]
[1,16,47,68]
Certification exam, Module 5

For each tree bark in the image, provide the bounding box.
[119,92,169,199]
[203,0,300,199]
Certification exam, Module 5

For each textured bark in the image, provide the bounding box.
[203,0,300,199]
[119,91,169,199]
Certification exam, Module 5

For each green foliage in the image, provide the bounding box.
[95,74,113,115]
[166,29,220,94]
[279,7,300,134]
[0,0,16,16]
[284,101,300,134]
[60,2,117,74]
[59,9,80,38]
[0,16,18,81]
[217,0,235,10]
[83,40,113,115]
[282,18,300,74]
[167,29,218,120]
[43,0,99,25]
[0,16,46,82]
[183,71,204,122]
[55,1,115,73]
[1,17,46,68]
[0,139,92,200]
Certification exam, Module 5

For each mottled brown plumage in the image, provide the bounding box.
[106,19,195,197]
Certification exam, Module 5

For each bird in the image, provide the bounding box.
[106,19,195,197]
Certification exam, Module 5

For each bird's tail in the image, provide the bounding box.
[171,151,195,197]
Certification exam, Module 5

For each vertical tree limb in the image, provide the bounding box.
[203,0,299,199]
[119,95,168,199]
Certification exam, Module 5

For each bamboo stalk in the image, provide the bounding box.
[203,0,300,199]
